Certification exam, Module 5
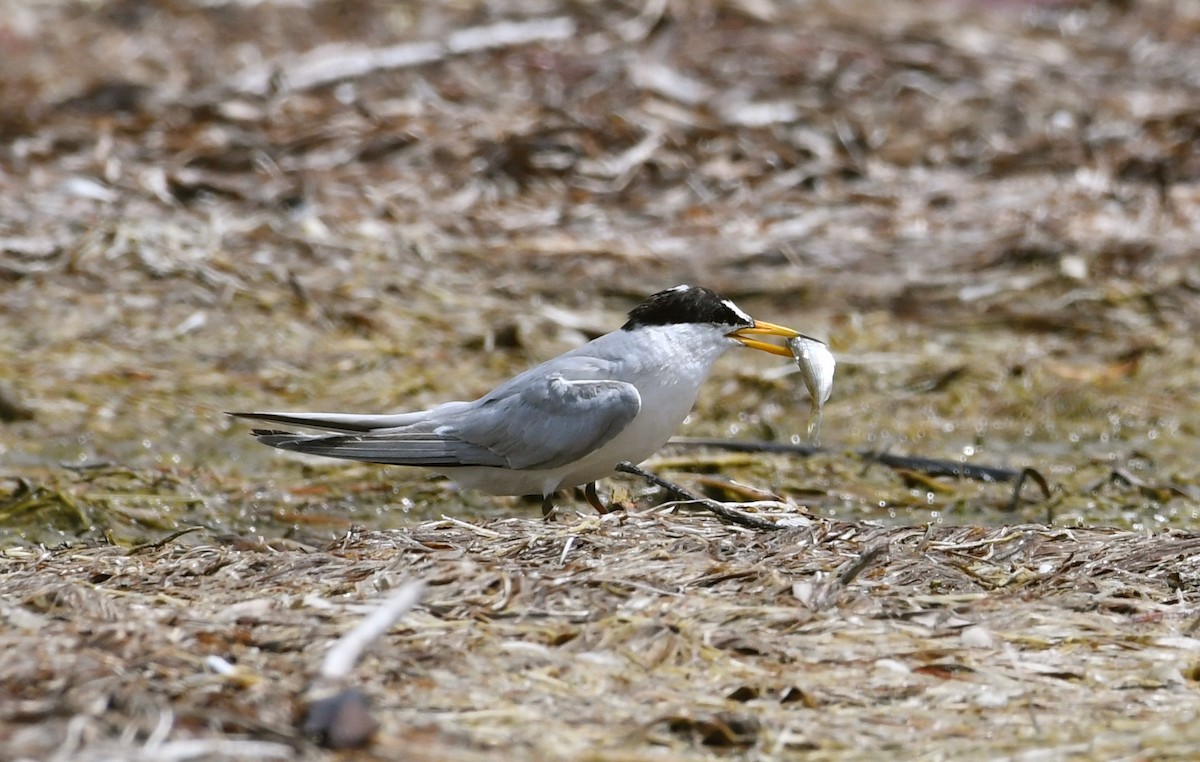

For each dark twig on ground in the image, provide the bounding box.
[616,461,783,531]
[671,437,1051,489]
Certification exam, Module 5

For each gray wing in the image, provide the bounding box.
[452,374,641,470]
[241,374,640,471]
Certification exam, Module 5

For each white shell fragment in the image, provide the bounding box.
[787,335,836,443]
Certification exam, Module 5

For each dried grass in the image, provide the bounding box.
[4,514,1200,759]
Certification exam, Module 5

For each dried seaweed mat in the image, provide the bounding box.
[3,513,1200,760]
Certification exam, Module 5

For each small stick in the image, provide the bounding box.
[321,580,426,680]
[127,526,207,555]
[837,541,888,586]
[303,580,426,749]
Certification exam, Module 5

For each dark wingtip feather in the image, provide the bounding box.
[230,411,281,422]
[252,431,354,450]
[227,411,267,420]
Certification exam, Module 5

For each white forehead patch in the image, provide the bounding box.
[668,284,691,293]
[722,298,753,324]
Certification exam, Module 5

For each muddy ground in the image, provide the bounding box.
[2,0,1200,759]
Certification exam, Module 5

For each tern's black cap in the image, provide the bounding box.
[622,285,754,331]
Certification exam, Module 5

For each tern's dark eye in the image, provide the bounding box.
[622,286,753,330]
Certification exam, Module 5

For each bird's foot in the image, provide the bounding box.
[541,494,559,522]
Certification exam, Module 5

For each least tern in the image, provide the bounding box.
[231,285,801,515]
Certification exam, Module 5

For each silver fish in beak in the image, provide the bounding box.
[787,335,836,443]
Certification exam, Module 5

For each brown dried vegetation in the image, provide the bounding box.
[3,0,1200,758]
